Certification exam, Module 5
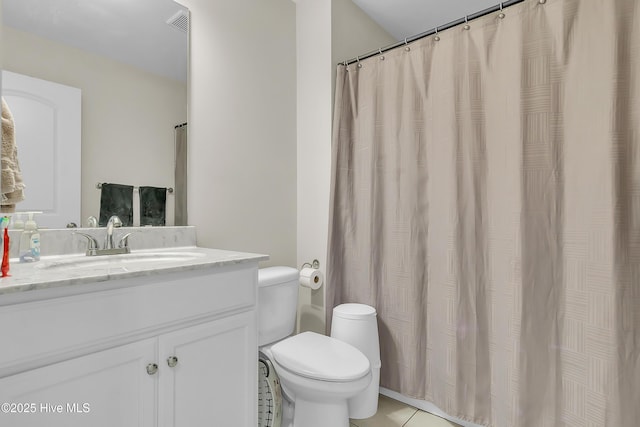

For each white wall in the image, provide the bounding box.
[3,27,186,226]
[120,0,392,328]
[180,0,297,267]
[0,0,3,104]
[295,0,332,334]
[295,0,395,333]
[331,0,397,100]
[0,0,3,71]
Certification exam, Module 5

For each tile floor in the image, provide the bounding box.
[350,395,461,427]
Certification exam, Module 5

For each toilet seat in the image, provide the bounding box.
[270,332,370,382]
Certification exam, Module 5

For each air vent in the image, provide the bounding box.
[166,10,189,34]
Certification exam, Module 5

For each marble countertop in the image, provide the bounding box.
[0,246,268,297]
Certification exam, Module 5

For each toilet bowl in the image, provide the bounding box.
[257,267,372,427]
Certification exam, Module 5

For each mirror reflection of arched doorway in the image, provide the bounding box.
[2,70,81,228]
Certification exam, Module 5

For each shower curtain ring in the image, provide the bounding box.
[434,26,440,41]
[378,48,385,60]
[356,55,362,68]
[404,38,410,52]
[498,2,506,19]
[464,15,471,30]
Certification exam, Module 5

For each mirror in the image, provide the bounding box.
[1,0,188,228]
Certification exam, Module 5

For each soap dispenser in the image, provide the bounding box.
[19,212,40,263]
[12,213,24,230]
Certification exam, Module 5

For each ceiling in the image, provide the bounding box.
[352,0,501,41]
[2,0,502,82]
[2,0,188,82]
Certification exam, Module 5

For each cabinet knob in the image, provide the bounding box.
[167,356,179,368]
[146,363,159,375]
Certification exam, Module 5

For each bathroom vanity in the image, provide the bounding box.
[0,243,267,427]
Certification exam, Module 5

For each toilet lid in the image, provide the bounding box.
[270,332,370,382]
[333,303,377,320]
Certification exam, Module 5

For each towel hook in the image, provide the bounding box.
[464,15,471,30]
[498,2,506,19]
[434,26,440,41]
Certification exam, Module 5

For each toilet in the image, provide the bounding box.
[257,267,372,427]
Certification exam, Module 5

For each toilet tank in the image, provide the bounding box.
[258,266,300,346]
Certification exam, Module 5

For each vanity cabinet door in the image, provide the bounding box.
[158,311,257,427]
[0,339,157,427]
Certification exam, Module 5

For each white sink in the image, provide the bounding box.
[35,250,207,271]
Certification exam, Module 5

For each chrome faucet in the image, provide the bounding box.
[105,215,123,250]
[74,215,133,256]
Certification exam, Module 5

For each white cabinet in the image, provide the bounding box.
[0,339,157,427]
[158,312,256,427]
[0,265,258,427]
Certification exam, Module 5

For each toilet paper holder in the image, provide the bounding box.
[299,260,323,290]
[300,259,320,270]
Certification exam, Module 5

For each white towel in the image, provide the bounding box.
[1,97,25,211]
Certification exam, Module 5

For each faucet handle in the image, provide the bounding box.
[118,232,134,250]
[86,216,98,228]
[73,232,100,252]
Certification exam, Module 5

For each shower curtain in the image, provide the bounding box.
[174,123,188,226]
[327,0,640,426]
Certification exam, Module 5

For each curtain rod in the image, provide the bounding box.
[96,183,174,194]
[341,0,528,66]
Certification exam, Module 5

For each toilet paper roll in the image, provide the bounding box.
[299,267,323,290]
